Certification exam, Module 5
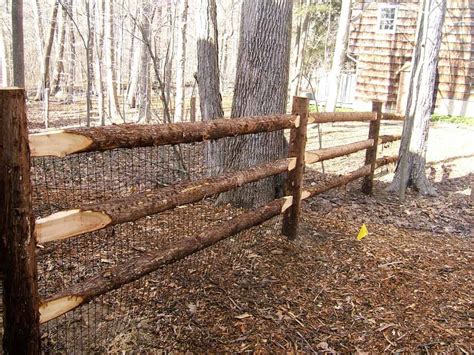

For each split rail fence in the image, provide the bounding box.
[0,88,403,352]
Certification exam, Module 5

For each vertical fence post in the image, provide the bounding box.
[282,96,309,239]
[0,88,41,353]
[190,96,196,122]
[362,100,382,194]
[44,88,50,129]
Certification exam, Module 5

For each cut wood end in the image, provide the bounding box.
[40,296,84,324]
[305,151,321,165]
[29,130,93,157]
[301,190,311,200]
[35,209,112,243]
[294,116,301,128]
[287,157,297,171]
[281,196,293,212]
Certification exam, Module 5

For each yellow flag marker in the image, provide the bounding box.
[357,224,368,240]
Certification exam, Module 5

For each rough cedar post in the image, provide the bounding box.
[190,96,196,122]
[0,88,41,353]
[361,101,382,194]
[282,96,309,239]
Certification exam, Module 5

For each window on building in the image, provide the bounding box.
[377,5,398,33]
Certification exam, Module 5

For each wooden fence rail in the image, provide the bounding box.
[1,89,402,352]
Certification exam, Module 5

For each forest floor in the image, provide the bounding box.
[3,100,472,352]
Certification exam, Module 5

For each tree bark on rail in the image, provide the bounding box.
[0,89,41,353]
[36,158,295,243]
[308,111,374,124]
[29,115,297,157]
[40,197,289,323]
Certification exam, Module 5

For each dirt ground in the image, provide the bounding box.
[2,99,473,352]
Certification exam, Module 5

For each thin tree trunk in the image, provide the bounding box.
[197,0,224,174]
[137,1,152,123]
[94,0,105,124]
[12,0,25,87]
[220,0,293,208]
[325,0,351,112]
[105,0,122,122]
[35,0,59,100]
[173,0,188,122]
[290,0,310,97]
[388,0,446,197]
[32,0,45,60]
[51,2,68,95]
[0,17,11,86]
[65,0,76,104]
[85,0,93,126]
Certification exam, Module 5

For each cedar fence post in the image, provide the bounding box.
[282,96,309,239]
[190,96,196,122]
[0,88,41,353]
[361,100,382,194]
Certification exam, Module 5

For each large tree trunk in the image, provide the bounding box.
[325,0,351,112]
[11,0,25,87]
[105,0,122,122]
[388,0,446,197]
[197,0,224,174]
[220,0,293,208]
[51,3,68,95]
[35,0,59,100]
[173,0,188,122]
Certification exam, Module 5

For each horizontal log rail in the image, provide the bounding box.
[381,113,405,121]
[35,158,297,244]
[39,154,398,324]
[305,135,401,165]
[29,114,298,157]
[308,111,374,124]
[39,196,294,323]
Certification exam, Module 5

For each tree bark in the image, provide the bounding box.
[325,0,351,112]
[65,0,76,104]
[388,0,446,197]
[221,0,293,208]
[197,0,224,174]
[173,0,188,122]
[105,0,122,122]
[94,0,106,124]
[137,1,152,123]
[35,0,59,100]
[290,0,311,97]
[11,0,25,87]
[0,89,41,353]
[31,0,45,59]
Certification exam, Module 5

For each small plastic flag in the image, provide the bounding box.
[357,224,368,240]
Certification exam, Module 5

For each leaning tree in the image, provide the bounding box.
[388,0,446,198]
[220,0,293,208]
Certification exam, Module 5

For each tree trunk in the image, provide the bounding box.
[105,0,122,122]
[173,0,188,122]
[290,0,310,97]
[35,0,59,100]
[32,0,45,59]
[325,0,351,112]
[51,3,68,95]
[12,0,25,87]
[388,0,446,197]
[137,1,152,123]
[66,0,76,104]
[197,0,224,174]
[94,0,105,124]
[220,0,293,208]
[0,16,11,87]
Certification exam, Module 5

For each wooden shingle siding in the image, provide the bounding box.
[350,0,473,114]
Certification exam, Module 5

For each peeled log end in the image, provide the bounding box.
[29,130,93,157]
[35,209,112,243]
[39,296,84,324]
